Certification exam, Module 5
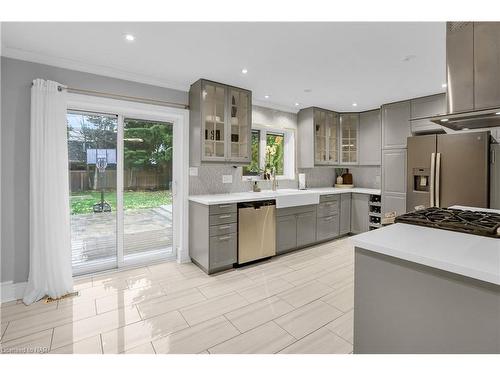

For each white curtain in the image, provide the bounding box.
[23,79,73,305]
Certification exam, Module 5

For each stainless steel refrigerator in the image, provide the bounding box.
[407,131,490,211]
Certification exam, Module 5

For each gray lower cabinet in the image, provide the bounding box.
[209,233,237,270]
[296,211,317,247]
[317,214,340,241]
[316,195,340,241]
[276,205,317,254]
[351,193,369,234]
[339,193,352,235]
[189,202,237,274]
[276,215,298,253]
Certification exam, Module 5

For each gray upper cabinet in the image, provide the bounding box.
[359,110,381,165]
[298,107,339,168]
[189,79,252,166]
[340,113,359,164]
[410,94,446,134]
[382,101,411,149]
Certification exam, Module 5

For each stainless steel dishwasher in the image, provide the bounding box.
[238,200,276,264]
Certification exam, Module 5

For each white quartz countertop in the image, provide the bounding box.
[188,187,381,205]
[350,223,500,285]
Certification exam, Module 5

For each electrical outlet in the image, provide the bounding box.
[222,175,233,184]
[189,167,198,176]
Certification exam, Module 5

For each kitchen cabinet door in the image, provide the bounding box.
[382,101,411,149]
[382,193,407,217]
[276,215,297,254]
[314,109,328,164]
[382,149,407,194]
[201,81,227,161]
[189,79,252,166]
[359,110,381,165]
[317,214,340,241]
[339,193,352,235]
[296,211,317,247]
[340,113,359,164]
[351,193,369,234]
[228,88,252,163]
[410,94,446,134]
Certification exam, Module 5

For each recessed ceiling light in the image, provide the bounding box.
[441,118,449,122]
[124,34,135,42]
[352,103,358,107]
[295,102,300,107]
[241,68,248,74]
[304,89,312,93]
[441,83,447,88]
[264,95,270,99]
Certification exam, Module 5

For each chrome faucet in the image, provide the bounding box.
[271,168,278,191]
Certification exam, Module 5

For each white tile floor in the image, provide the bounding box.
[0,237,354,354]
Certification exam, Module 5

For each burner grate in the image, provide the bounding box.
[395,207,500,238]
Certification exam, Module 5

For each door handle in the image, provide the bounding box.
[435,153,441,208]
[218,235,232,241]
[430,153,436,207]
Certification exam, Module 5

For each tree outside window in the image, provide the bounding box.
[242,129,285,177]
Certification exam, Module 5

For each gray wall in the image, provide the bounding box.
[0,57,187,283]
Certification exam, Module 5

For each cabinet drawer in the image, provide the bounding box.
[317,200,339,217]
[276,204,316,217]
[209,223,237,237]
[209,212,238,225]
[316,214,340,242]
[209,233,237,270]
[319,194,340,203]
[209,203,237,215]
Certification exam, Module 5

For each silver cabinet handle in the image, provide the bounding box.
[324,216,335,221]
[218,204,232,208]
[430,152,436,207]
[218,235,232,241]
[218,225,231,230]
[435,153,441,208]
[219,214,231,219]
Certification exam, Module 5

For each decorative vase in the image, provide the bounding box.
[336,175,344,185]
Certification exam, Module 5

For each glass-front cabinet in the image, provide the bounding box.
[314,108,339,165]
[340,113,359,164]
[189,79,252,166]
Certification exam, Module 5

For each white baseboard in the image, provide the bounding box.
[1,281,27,303]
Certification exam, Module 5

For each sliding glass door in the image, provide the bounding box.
[67,111,175,275]
[123,118,174,261]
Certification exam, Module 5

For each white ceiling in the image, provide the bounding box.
[1,22,446,112]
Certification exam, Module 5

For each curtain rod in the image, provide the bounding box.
[31,82,189,109]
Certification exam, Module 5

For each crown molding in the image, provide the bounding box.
[252,99,299,114]
[1,46,190,92]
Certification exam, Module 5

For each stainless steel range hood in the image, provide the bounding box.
[430,22,500,130]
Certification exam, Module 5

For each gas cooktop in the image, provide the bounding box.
[395,207,500,238]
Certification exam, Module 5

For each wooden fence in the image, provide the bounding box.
[70,169,172,192]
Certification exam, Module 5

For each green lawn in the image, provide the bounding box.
[70,190,172,215]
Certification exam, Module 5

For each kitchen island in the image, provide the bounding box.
[350,219,500,354]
